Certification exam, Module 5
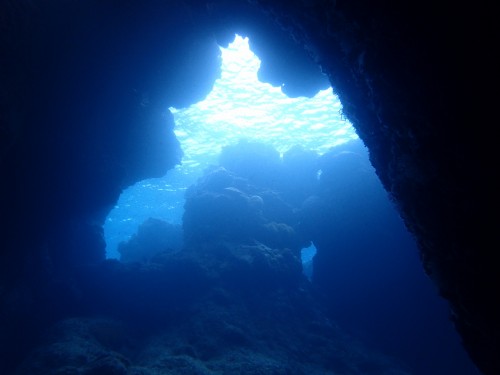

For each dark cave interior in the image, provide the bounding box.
[0,1,497,374]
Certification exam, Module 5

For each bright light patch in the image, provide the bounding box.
[170,35,357,172]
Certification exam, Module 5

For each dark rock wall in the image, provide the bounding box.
[0,0,496,373]
[247,1,496,373]
[0,0,219,370]
[0,1,220,275]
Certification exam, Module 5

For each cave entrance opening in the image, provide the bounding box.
[103,34,358,270]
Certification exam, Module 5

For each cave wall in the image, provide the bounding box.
[245,1,496,373]
[0,0,496,374]
[0,0,221,369]
[0,0,218,274]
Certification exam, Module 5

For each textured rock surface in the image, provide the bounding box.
[15,193,411,375]
[244,2,496,373]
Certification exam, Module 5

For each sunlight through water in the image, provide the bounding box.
[104,34,357,259]
[170,35,356,170]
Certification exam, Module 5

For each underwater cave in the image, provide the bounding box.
[99,33,478,375]
[103,35,354,259]
[0,1,496,375]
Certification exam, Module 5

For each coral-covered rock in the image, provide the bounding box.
[183,165,305,253]
[16,295,411,375]
[15,318,132,375]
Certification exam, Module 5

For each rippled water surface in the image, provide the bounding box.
[104,35,357,258]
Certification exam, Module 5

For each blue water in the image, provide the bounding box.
[104,35,356,259]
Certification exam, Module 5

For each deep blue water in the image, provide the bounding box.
[102,35,480,375]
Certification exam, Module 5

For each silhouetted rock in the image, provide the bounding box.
[118,218,183,263]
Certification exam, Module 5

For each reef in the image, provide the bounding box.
[14,158,414,374]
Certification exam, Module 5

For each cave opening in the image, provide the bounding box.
[103,34,357,267]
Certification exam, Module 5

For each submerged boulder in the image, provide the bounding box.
[183,165,305,253]
[118,218,183,264]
